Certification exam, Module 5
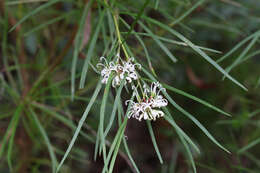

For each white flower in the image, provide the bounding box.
[96,55,141,87]
[125,82,168,121]
[149,109,165,120]
[151,95,168,108]
[97,57,117,84]
[144,82,168,108]
[121,57,140,84]
[126,100,165,121]
[125,100,144,120]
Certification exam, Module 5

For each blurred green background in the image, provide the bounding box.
[1,0,260,172]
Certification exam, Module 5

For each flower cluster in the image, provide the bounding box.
[126,82,168,121]
[96,54,140,87]
[96,53,168,121]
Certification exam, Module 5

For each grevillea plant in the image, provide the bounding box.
[4,0,260,173]
[56,0,242,170]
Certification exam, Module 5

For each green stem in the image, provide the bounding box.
[112,11,129,60]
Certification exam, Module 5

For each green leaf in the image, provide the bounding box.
[98,76,113,163]
[104,78,125,137]
[29,107,58,173]
[71,0,94,100]
[179,132,197,173]
[238,138,260,154]
[31,103,94,142]
[139,22,178,63]
[142,67,229,153]
[122,0,150,43]
[163,108,200,154]
[9,0,64,32]
[122,137,140,173]
[142,71,230,117]
[190,20,241,35]
[24,11,75,36]
[150,79,230,117]
[155,0,160,9]
[122,31,222,54]
[118,95,140,173]
[7,105,23,171]
[217,31,260,63]
[56,81,102,173]
[108,117,128,173]
[79,8,106,89]
[146,121,163,164]
[102,117,128,173]
[224,35,259,76]
[120,18,156,76]
[164,93,230,154]
[170,0,205,26]
[141,15,247,91]
[163,109,197,172]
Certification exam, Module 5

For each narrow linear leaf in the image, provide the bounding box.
[163,108,200,154]
[190,20,241,35]
[117,94,140,173]
[108,118,128,173]
[155,80,230,117]
[122,137,140,173]
[163,109,197,172]
[142,68,227,153]
[56,81,102,173]
[31,102,94,142]
[224,36,259,76]
[122,31,222,54]
[255,76,260,89]
[9,0,63,32]
[98,76,114,162]
[94,128,101,161]
[107,10,115,43]
[170,0,204,26]
[164,107,197,172]
[6,0,49,5]
[217,31,260,63]
[0,104,22,158]
[142,15,247,91]
[164,93,230,154]
[120,18,156,76]
[104,77,125,137]
[179,132,197,173]
[238,138,260,154]
[146,121,163,164]
[0,74,19,101]
[249,109,260,118]
[102,117,128,173]
[165,84,230,117]
[139,22,178,63]
[155,0,160,9]
[71,0,94,100]
[79,9,106,89]
[123,0,150,42]
[24,11,75,36]
[143,71,230,117]
[239,50,260,67]
[7,105,23,171]
[29,107,58,173]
